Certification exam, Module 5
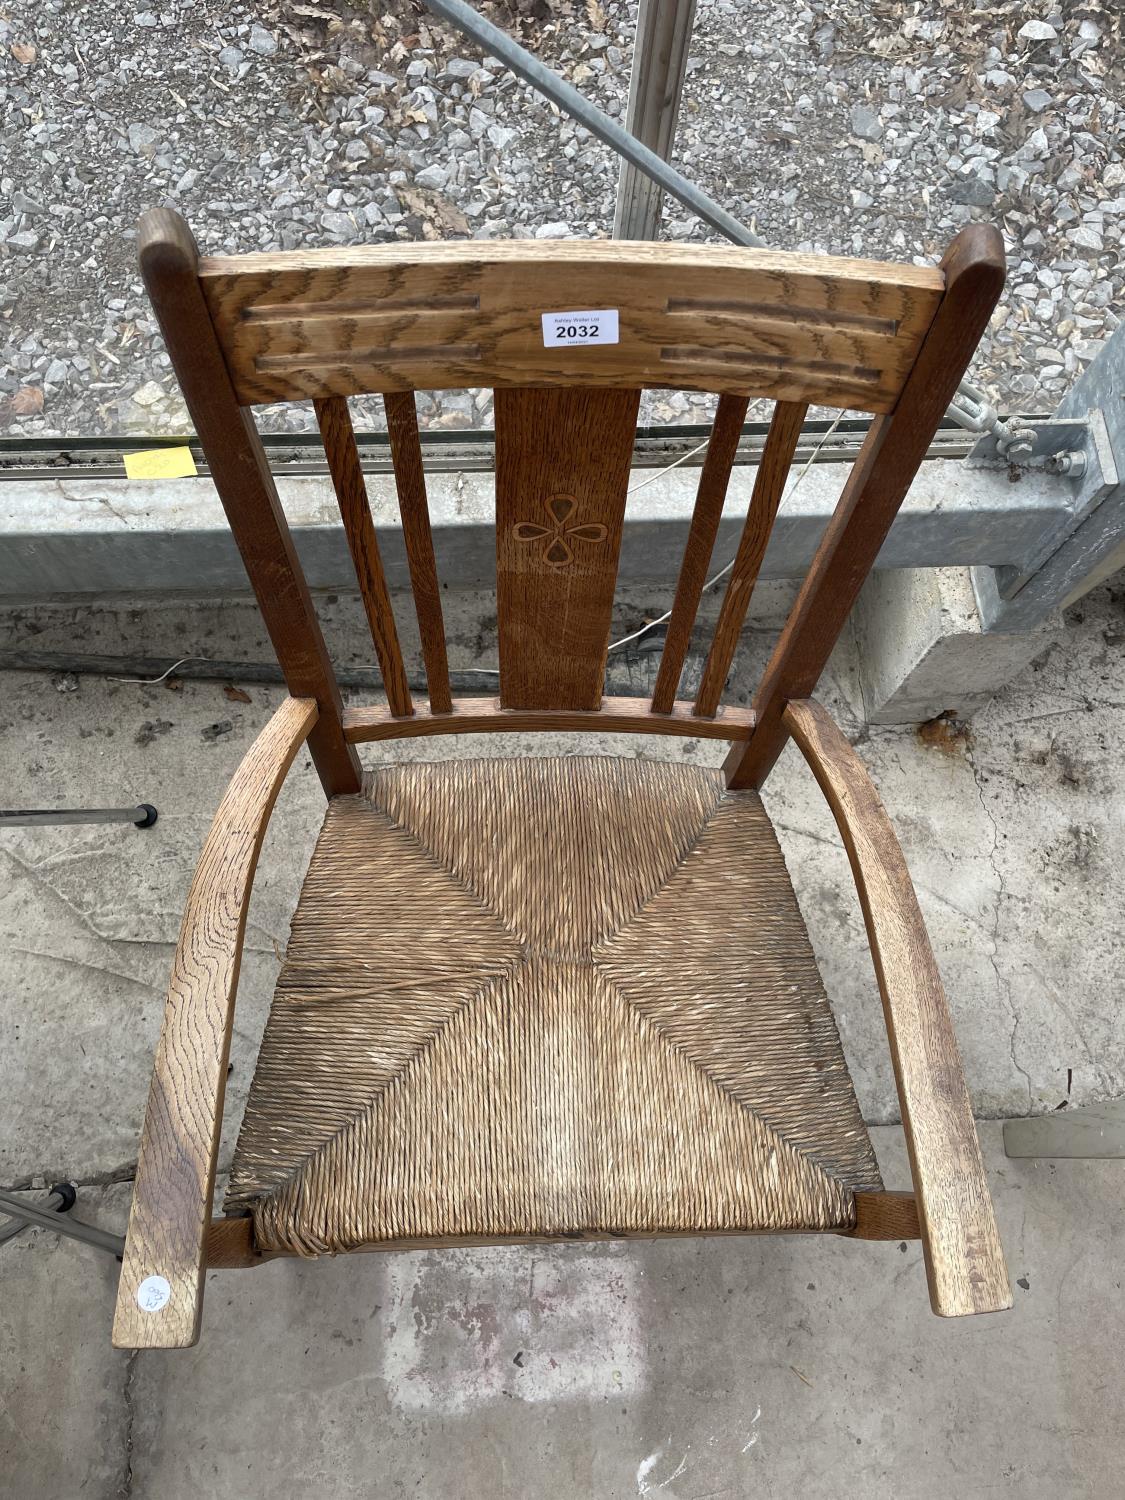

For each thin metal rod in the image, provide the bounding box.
[0,805,156,829]
[419,0,763,248]
[0,1189,125,1257]
[0,415,1000,481]
[0,1185,69,1246]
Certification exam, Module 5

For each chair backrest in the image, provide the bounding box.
[137,210,1004,798]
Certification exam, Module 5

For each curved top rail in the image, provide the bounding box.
[198,240,944,412]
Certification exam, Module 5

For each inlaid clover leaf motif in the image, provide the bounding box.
[513,494,608,569]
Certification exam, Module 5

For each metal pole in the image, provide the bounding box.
[0,804,158,829]
[0,1188,125,1258]
[418,0,1031,451]
[420,0,761,248]
[0,1183,74,1247]
[614,0,697,240]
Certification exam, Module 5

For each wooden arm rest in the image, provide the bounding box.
[783,699,1011,1317]
[112,697,319,1349]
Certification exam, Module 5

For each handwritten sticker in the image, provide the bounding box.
[136,1274,171,1312]
[541,309,619,348]
[123,447,197,480]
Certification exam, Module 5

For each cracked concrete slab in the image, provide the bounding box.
[1,578,1123,1493]
[0,679,326,1182]
[2,1129,1121,1499]
[766,583,1125,1124]
[963,591,1125,1114]
[0,1185,132,1498]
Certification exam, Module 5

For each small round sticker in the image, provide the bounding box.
[136,1274,171,1313]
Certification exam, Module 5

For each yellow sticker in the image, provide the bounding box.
[123,446,197,480]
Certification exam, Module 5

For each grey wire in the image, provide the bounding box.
[109,655,215,684]
[626,437,712,495]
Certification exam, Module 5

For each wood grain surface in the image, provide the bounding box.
[693,399,808,716]
[112,697,319,1349]
[651,394,749,713]
[384,389,453,713]
[845,1190,921,1241]
[342,696,756,743]
[725,224,1006,789]
[199,240,943,411]
[783,698,1011,1316]
[136,208,360,796]
[204,1207,921,1267]
[204,1217,266,1269]
[129,213,1013,1328]
[494,386,640,710]
[313,394,413,717]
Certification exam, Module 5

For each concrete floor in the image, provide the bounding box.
[2,580,1124,1496]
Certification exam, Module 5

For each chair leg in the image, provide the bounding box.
[0,1187,125,1258]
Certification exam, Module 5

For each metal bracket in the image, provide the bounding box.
[949,381,1037,458]
[969,410,1118,599]
[969,409,1107,471]
[972,321,1125,632]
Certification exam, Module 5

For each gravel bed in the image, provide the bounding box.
[1,0,1121,438]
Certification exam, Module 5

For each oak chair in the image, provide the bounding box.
[112,208,1012,1349]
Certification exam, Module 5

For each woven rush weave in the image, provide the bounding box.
[226,756,882,1254]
